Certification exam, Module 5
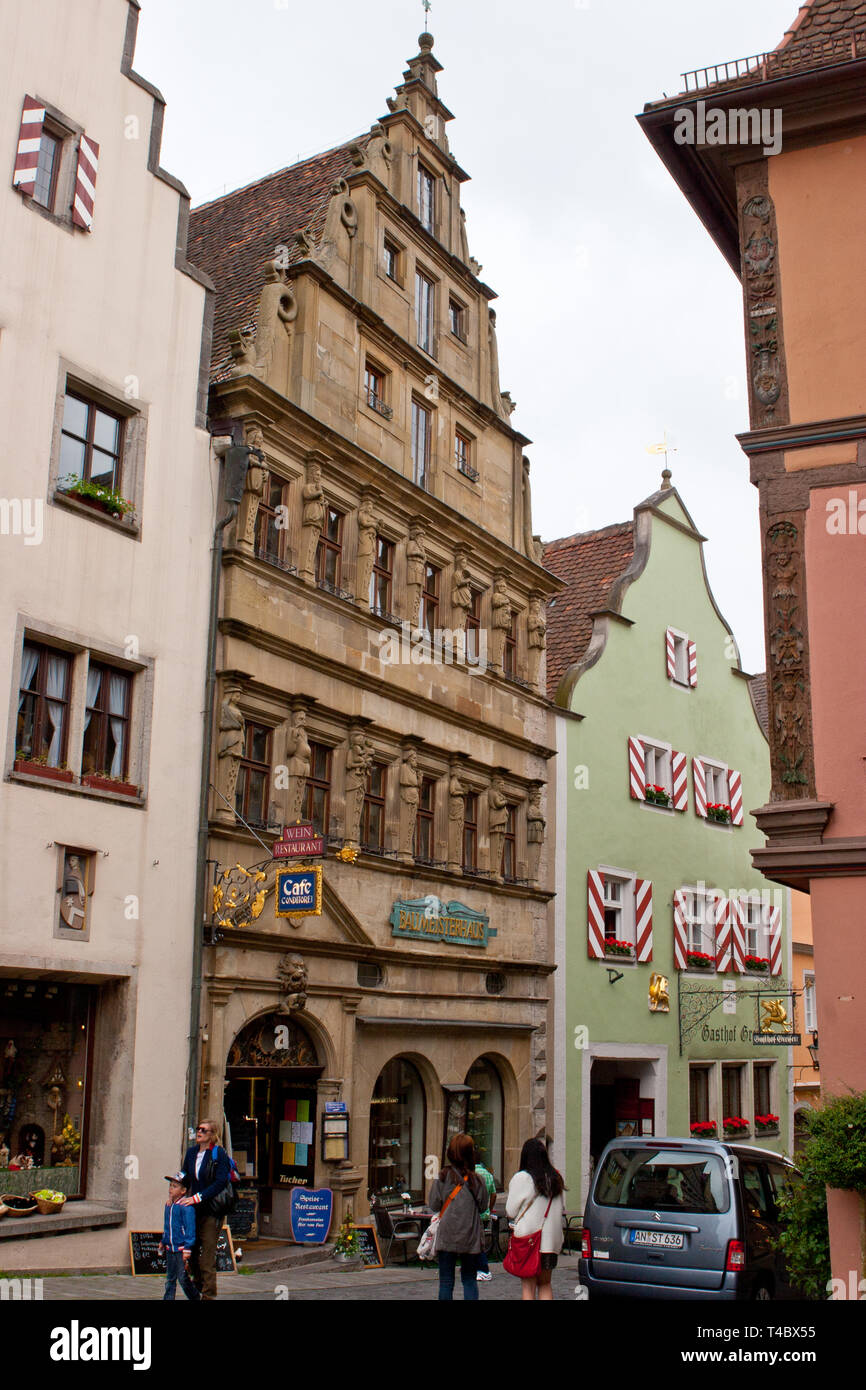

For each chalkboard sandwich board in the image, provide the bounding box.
[354,1224,384,1269]
[129,1226,237,1276]
[226,1186,259,1241]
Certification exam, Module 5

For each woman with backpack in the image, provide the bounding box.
[504,1138,565,1301]
[428,1132,489,1300]
[178,1117,232,1300]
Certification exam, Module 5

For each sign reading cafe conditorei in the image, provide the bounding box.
[389,896,496,950]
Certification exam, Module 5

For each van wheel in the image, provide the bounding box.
[752,1281,773,1301]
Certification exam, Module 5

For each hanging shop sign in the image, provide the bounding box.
[389,896,495,950]
[276,866,323,917]
[273,822,324,860]
[752,1031,801,1046]
[753,996,799,1046]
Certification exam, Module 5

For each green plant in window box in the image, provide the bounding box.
[604,939,634,958]
[755,1113,779,1133]
[685,950,714,970]
[707,802,731,824]
[744,954,770,973]
[58,473,135,521]
[644,783,672,807]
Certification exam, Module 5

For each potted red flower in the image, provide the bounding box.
[744,954,770,973]
[605,939,634,958]
[754,1113,779,1133]
[689,1120,718,1138]
[645,783,672,808]
[723,1115,750,1136]
[685,949,714,971]
[707,802,731,825]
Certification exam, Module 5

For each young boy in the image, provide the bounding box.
[474,1155,498,1281]
[159,1171,201,1301]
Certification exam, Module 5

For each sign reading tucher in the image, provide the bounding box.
[389,896,495,949]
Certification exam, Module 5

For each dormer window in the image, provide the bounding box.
[417,162,435,233]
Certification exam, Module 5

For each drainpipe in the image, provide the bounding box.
[184,437,262,1139]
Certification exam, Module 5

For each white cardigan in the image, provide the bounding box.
[505,1170,564,1254]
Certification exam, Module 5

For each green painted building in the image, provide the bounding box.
[544,479,793,1205]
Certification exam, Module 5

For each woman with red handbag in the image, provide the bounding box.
[504,1138,565,1300]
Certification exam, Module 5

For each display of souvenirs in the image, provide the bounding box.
[51,1114,81,1167]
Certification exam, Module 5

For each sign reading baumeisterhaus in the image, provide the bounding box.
[389,897,496,950]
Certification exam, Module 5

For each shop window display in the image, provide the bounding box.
[0,982,91,1197]
[368,1057,425,1204]
[465,1056,504,1186]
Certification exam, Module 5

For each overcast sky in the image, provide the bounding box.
[135,0,799,672]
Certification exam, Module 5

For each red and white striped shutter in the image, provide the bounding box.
[688,640,698,687]
[671,750,688,811]
[634,878,653,963]
[714,896,731,973]
[728,769,743,826]
[692,757,707,818]
[12,95,45,195]
[767,904,782,976]
[672,890,688,970]
[587,870,606,960]
[665,628,676,679]
[71,134,99,231]
[628,736,645,801]
[730,895,746,974]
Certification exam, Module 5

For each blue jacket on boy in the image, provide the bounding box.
[162,1198,197,1253]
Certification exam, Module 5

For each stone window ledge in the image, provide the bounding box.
[0,1201,126,1241]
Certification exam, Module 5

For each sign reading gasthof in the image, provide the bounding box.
[389,896,495,950]
[752,1031,801,1046]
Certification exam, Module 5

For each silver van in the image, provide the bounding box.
[579,1137,800,1300]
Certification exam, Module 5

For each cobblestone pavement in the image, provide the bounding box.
[34,1254,584,1302]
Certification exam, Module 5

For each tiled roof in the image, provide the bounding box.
[542,522,635,701]
[750,673,769,738]
[188,138,366,382]
[777,0,866,52]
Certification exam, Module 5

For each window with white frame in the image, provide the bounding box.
[702,758,729,808]
[682,887,717,956]
[641,737,672,801]
[743,893,766,959]
[602,871,634,949]
[673,633,689,684]
[803,972,817,1033]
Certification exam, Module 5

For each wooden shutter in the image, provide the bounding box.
[672,890,688,970]
[635,878,653,963]
[665,628,676,679]
[587,870,605,960]
[688,640,697,687]
[730,895,746,974]
[728,769,743,826]
[12,95,45,195]
[714,896,731,973]
[767,904,782,976]
[692,757,707,818]
[71,134,99,231]
[628,736,645,800]
[671,750,688,811]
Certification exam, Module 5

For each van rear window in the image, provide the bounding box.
[594,1148,731,1214]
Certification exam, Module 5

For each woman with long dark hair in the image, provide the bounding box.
[428,1132,489,1300]
[505,1137,565,1301]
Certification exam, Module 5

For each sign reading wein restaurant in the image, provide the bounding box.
[273,822,324,860]
[389,896,495,950]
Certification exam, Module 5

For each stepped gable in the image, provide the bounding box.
[188,138,366,383]
[542,522,635,701]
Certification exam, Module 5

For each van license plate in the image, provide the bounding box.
[629,1229,684,1249]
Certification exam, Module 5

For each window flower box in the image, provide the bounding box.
[690,1121,718,1138]
[707,802,731,825]
[81,773,139,797]
[57,474,136,522]
[723,1116,750,1137]
[604,940,634,959]
[754,1114,779,1134]
[645,784,672,808]
[13,758,74,783]
[685,950,715,971]
[744,955,770,973]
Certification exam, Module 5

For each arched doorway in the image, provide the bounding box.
[368,1057,427,1202]
[465,1056,504,1186]
[223,1012,323,1238]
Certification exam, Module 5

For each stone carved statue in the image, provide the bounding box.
[406,525,427,629]
[527,595,547,688]
[344,730,373,846]
[527,784,546,883]
[447,771,466,871]
[285,710,312,823]
[215,685,245,822]
[491,577,513,669]
[237,424,267,555]
[300,459,325,581]
[398,748,420,860]
[356,496,378,611]
[487,776,509,879]
[451,557,473,633]
[277,954,308,1013]
[255,260,298,383]
[522,458,536,559]
[458,207,470,264]
[487,309,510,422]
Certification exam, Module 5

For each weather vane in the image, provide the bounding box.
[422,0,432,32]
[646,429,678,474]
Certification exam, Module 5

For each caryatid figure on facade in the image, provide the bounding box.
[490,576,513,669]
[237,424,268,555]
[447,770,466,872]
[300,458,326,581]
[527,783,546,884]
[398,747,420,860]
[527,594,547,689]
[215,684,245,822]
[285,709,312,823]
[406,525,427,629]
[451,556,473,637]
[522,457,536,559]
[355,495,378,611]
[344,730,372,846]
[487,775,509,879]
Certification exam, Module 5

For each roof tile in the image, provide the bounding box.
[542,522,635,701]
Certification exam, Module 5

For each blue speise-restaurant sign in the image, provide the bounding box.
[389,896,495,949]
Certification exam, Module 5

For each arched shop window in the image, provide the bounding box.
[368,1057,426,1203]
[465,1056,504,1186]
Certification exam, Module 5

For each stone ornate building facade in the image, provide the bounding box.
[188,34,560,1232]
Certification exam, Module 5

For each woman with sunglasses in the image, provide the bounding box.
[178,1118,231,1300]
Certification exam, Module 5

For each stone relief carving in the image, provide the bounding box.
[490,575,513,670]
[229,325,257,375]
[527,594,547,689]
[215,684,245,822]
[344,730,373,846]
[447,769,466,872]
[765,518,815,798]
[236,423,267,555]
[487,775,509,879]
[526,783,546,884]
[253,259,299,384]
[277,954,308,1013]
[285,709,312,823]
[350,122,393,185]
[300,457,326,581]
[450,553,473,633]
[738,172,789,428]
[398,747,420,860]
[355,494,378,611]
[406,524,427,628]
